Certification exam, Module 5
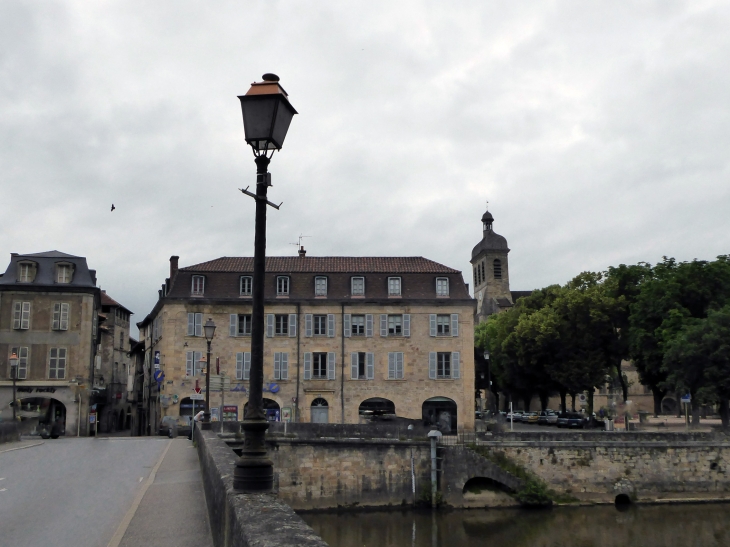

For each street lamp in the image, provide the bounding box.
[9,352,18,421]
[234,73,297,492]
[483,349,492,413]
[202,318,216,430]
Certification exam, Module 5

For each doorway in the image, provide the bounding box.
[310,398,329,423]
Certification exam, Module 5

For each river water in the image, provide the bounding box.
[302,504,730,547]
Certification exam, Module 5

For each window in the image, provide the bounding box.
[119,330,125,350]
[312,352,327,379]
[10,347,29,380]
[238,314,252,336]
[13,302,31,330]
[52,303,70,331]
[437,353,451,378]
[315,276,327,296]
[313,315,327,336]
[481,262,486,283]
[350,352,374,380]
[430,314,459,337]
[388,315,402,336]
[351,315,365,336]
[351,277,365,296]
[388,277,401,296]
[277,276,289,296]
[56,264,72,284]
[240,276,253,296]
[474,267,479,286]
[49,348,67,379]
[191,276,205,295]
[187,313,203,336]
[275,314,288,336]
[388,352,404,379]
[493,259,502,279]
[429,351,460,380]
[436,278,449,296]
[186,351,203,376]
[436,315,450,336]
[274,352,289,380]
[18,263,35,283]
[236,352,251,380]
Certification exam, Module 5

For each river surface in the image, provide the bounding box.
[301,504,730,547]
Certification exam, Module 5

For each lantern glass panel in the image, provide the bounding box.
[240,96,278,145]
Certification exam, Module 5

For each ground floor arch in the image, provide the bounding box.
[422,397,457,433]
[310,397,329,423]
[661,396,677,415]
[244,398,281,421]
[17,397,67,436]
[358,397,396,419]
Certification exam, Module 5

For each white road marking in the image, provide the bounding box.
[0,488,7,492]
[138,477,143,482]
[0,477,5,481]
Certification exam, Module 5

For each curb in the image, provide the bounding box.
[0,441,45,454]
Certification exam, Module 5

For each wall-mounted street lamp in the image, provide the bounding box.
[234,74,297,492]
[201,318,216,430]
[9,351,18,421]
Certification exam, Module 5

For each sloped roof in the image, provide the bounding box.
[181,256,461,274]
[22,250,80,259]
[101,291,133,314]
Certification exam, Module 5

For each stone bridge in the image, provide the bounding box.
[440,446,523,505]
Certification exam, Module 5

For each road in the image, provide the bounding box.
[0,437,169,547]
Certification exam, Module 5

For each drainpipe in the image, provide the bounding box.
[340,303,345,424]
[427,429,442,509]
[294,303,301,423]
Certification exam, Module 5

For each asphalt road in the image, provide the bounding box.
[0,437,169,547]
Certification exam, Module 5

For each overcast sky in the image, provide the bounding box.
[2,1,729,336]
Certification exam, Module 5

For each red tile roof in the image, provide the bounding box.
[181,256,460,274]
[100,291,133,314]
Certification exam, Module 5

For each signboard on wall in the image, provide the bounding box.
[222,405,238,421]
[154,351,160,369]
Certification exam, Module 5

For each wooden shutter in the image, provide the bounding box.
[452,352,460,379]
[380,314,388,337]
[186,351,194,376]
[327,314,335,337]
[366,353,374,380]
[21,302,30,329]
[289,314,297,337]
[366,314,374,337]
[244,353,251,380]
[187,313,194,336]
[52,303,61,330]
[429,314,437,337]
[60,303,69,331]
[304,352,312,380]
[274,353,281,380]
[343,314,351,338]
[13,302,22,329]
[396,352,404,379]
[18,347,28,379]
[327,352,336,380]
[451,314,459,337]
[281,353,288,380]
[194,352,202,375]
[429,352,437,379]
[305,314,313,337]
[351,353,358,379]
[403,314,410,337]
[230,314,237,336]
[388,353,395,379]
[194,313,203,337]
[266,314,274,337]
[236,353,243,380]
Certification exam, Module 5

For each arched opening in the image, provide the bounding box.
[463,476,514,496]
[243,398,281,421]
[179,397,204,429]
[310,398,329,424]
[359,398,396,420]
[615,494,632,508]
[117,410,125,430]
[422,397,457,433]
[661,396,677,415]
[493,259,502,279]
[17,397,67,437]
[125,407,132,429]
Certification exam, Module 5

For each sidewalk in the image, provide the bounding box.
[116,438,213,547]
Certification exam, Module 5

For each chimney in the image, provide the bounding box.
[298,246,306,258]
[170,256,179,278]
[90,270,97,285]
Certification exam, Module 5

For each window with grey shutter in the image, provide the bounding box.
[266,314,274,337]
[429,352,437,379]
[194,313,203,337]
[327,314,335,337]
[451,314,459,337]
[388,353,395,379]
[52,303,61,330]
[243,352,251,380]
[366,353,374,380]
[194,352,202,375]
[304,352,312,380]
[327,352,336,380]
[230,314,237,336]
[60,303,69,331]
[281,353,288,380]
[289,314,297,337]
[305,314,313,337]
[351,353,358,379]
[236,353,244,380]
[366,314,374,337]
[13,302,22,330]
[429,314,437,337]
[343,314,351,337]
[380,314,388,337]
[187,313,195,336]
[396,352,404,379]
[452,352,460,379]
[274,352,281,380]
[186,351,194,376]
[403,314,410,337]
[21,302,30,330]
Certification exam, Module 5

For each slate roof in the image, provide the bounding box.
[181,256,461,274]
[101,291,133,314]
[0,251,97,288]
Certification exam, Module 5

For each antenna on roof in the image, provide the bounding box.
[290,234,311,257]
[485,200,489,211]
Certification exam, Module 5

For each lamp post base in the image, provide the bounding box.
[233,418,273,492]
[201,413,212,431]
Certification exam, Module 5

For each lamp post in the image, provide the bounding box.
[234,73,297,492]
[202,318,216,430]
[483,349,491,413]
[9,352,18,421]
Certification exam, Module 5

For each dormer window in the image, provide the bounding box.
[277,276,290,296]
[315,276,327,297]
[436,277,449,297]
[191,275,205,295]
[387,277,401,296]
[240,276,252,296]
[55,263,74,284]
[17,262,37,283]
[351,277,365,296]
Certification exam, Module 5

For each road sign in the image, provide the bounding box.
[89,414,96,424]
[190,393,204,400]
[681,394,691,404]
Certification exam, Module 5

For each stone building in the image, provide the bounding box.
[0,251,101,435]
[138,254,476,432]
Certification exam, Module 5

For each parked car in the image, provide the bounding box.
[159,415,192,438]
[556,412,589,429]
[525,411,539,424]
[537,410,557,425]
[508,411,524,422]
